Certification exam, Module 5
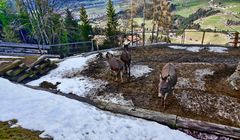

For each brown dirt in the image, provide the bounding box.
[81,46,240,127]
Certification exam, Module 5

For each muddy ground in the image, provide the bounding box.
[81,46,240,128]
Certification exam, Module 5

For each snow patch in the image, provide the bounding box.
[168,46,228,53]
[94,93,134,106]
[131,65,153,78]
[207,47,228,53]
[0,55,23,59]
[186,47,202,52]
[194,68,214,90]
[28,52,115,97]
[0,78,195,140]
[168,45,203,52]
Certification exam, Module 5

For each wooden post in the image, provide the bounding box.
[201,31,206,45]
[131,0,134,46]
[182,30,185,44]
[234,32,239,47]
[91,39,94,51]
[142,0,146,46]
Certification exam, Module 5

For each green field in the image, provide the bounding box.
[172,0,209,17]
[170,29,230,45]
[195,14,240,32]
[172,0,240,17]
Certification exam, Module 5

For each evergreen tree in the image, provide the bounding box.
[16,0,32,43]
[3,25,21,42]
[79,5,92,41]
[106,0,119,37]
[64,9,80,42]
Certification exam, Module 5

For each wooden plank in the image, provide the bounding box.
[176,117,240,139]
[16,73,31,83]
[0,60,22,75]
[0,42,49,49]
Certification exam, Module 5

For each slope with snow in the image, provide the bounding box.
[0,78,195,140]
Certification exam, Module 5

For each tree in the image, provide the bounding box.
[64,9,80,42]
[151,0,172,43]
[3,25,21,43]
[0,0,8,26]
[16,0,32,43]
[106,0,119,37]
[79,5,92,41]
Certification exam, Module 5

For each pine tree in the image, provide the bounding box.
[106,0,119,37]
[16,0,32,43]
[79,5,92,41]
[3,25,21,43]
[64,9,80,42]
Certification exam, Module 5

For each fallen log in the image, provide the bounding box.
[102,101,177,128]
[176,117,240,139]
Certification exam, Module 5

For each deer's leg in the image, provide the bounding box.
[163,93,169,109]
[120,70,123,83]
[124,63,127,74]
[128,63,131,78]
[230,80,238,90]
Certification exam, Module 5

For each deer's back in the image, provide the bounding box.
[120,51,131,63]
[108,58,123,71]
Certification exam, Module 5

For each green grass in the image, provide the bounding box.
[0,120,52,140]
[195,14,240,32]
[172,0,240,17]
[171,29,230,45]
[172,0,209,17]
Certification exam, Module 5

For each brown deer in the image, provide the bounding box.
[158,63,177,109]
[120,44,131,78]
[106,52,124,83]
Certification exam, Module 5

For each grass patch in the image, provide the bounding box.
[0,120,52,140]
[195,14,240,32]
[171,29,230,45]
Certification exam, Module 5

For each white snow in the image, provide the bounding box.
[0,78,195,140]
[168,46,203,52]
[194,68,214,90]
[186,47,202,52]
[0,55,23,59]
[207,47,228,53]
[131,65,153,78]
[168,46,187,50]
[93,93,134,106]
[28,54,108,97]
[168,46,228,53]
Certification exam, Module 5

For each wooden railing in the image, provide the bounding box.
[229,32,240,47]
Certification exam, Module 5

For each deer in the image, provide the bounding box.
[158,63,177,109]
[227,62,240,91]
[120,44,131,78]
[106,52,124,83]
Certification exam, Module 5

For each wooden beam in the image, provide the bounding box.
[176,117,240,139]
